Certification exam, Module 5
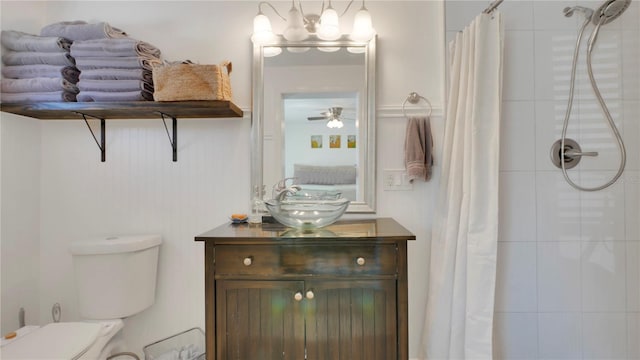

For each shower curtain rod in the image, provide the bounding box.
[483,0,504,14]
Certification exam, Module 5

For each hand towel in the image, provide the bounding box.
[404,116,434,182]
[1,50,75,66]
[75,56,162,71]
[1,30,72,52]
[1,65,80,83]
[79,68,152,82]
[77,79,153,93]
[76,90,153,102]
[1,77,79,93]
[1,90,77,103]
[40,21,127,41]
[70,38,161,58]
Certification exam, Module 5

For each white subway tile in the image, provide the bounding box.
[536,172,582,242]
[501,101,536,171]
[582,312,628,359]
[493,312,539,359]
[538,242,582,311]
[504,30,535,101]
[533,1,579,31]
[579,172,626,241]
[496,242,538,312]
[628,241,640,312]
[538,312,582,359]
[499,172,537,242]
[581,241,627,311]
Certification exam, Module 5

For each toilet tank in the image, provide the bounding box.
[70,234,162,320]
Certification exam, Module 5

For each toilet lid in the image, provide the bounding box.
[1,322,102,359]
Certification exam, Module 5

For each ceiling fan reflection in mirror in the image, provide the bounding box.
[307,106,354,128]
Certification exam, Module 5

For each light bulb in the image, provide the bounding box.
[317,7,340,40]
[326,119,344,128]
[350,8,374,42]
[252,13,276,44]
[283,5,309,41]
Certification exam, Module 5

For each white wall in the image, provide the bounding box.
[446,1,639,358]
[0,116,41,334]
[0,1,445,357]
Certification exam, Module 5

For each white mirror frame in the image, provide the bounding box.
[251,35,376,213]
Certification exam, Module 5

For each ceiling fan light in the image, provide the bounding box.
[326,119,344,129]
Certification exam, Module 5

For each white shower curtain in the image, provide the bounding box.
[421,11,503,360]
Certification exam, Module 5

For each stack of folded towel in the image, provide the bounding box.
[71,38,161,101]
[41,20,162,102]
[1,30,80,102]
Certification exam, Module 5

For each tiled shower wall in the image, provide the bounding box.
[445,1,639,359]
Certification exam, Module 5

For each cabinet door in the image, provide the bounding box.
[216,280,306,360]
[304,280,397,360]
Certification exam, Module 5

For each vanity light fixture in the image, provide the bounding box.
[252,0,375,45]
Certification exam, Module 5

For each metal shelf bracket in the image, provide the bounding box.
[158,112,178,162]
[75,112,106,162]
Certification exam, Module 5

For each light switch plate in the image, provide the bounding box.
[383,169,413,191]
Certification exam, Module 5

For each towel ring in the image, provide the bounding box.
[402,92,433,118]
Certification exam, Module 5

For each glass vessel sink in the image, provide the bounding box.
[264,197,350,230]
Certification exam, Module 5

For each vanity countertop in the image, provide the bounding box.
[195,217,416,244]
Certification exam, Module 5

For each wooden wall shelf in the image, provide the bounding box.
[0,101,244,162]
[0,100,243,120]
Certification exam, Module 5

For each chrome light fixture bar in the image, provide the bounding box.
[252,0,375,45]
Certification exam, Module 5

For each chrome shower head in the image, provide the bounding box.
[592,0,632,24]
[563,5,595,19]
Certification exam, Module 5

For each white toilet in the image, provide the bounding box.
[1,234,162,359]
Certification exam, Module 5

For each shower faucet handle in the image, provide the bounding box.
[565,149,599,157]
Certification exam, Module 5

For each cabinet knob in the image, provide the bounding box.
[243,257,253,266]
[356,257,366,266]
[306,290,315,300]
[294,292,303,301]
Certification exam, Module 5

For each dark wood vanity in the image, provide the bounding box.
[195,218,415,360]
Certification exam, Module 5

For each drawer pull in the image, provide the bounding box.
[356,257,366,266]
[294,292,303,301]
[243,257,253,266]
[306,290,315,300]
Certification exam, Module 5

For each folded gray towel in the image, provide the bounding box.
[75,56,162,71]
[78,68,152,82]
[1,90,77,102]
[71,38,161,58]
[77,79,153,93]
[1,30,72,52]
[404,116,434,182]
[1,64,80,83]
[1,77,79,93]
[2,50,75,66]
[40,21,127,41]
[76,89,153,102]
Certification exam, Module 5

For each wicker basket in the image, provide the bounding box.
[152,61,232,102]
[143,327,205,360]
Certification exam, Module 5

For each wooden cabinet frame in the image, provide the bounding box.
[196,218,415,360]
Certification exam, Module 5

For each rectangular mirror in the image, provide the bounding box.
[252,35,376,212]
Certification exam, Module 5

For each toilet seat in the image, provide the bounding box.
[1,321,121,359]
